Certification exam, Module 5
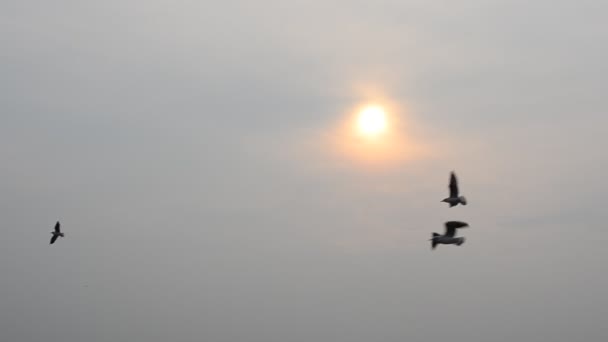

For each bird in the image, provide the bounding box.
[50,221,64,245]
[431,221,469,250]
[441,171,467,207]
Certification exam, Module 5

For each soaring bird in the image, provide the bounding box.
[431,221,469,249]
[50,221,64,245]
[441,171,467,207]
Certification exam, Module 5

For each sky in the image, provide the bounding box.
[2,1,608,341]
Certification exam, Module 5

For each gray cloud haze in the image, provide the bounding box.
[1,1,608,341]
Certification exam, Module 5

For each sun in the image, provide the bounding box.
[357,106,388,137]
[329,100,429,166]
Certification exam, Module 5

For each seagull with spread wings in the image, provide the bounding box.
[441,171,467,207]
[50,221,64,245]
[430,221,469,249]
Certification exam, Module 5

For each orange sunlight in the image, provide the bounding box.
[331,101,428,167]
[356,106,388,138]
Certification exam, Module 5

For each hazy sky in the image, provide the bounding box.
[2,1,608,341]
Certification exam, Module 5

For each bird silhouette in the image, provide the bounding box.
[441,171,467,207]
[50,221,64,245]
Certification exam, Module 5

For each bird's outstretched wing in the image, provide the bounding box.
[449,172,459,198]
[54,221,60,233]
[444,221,469,237]
[50,234,58,244]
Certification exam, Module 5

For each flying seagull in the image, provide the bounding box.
[441,171,467,207]
[431,221,469,250]
[50,221,64,245]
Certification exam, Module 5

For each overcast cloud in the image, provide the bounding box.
[1,1,608,341]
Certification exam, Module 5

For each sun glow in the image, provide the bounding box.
[357,106,388,137]
[326,99,429,166]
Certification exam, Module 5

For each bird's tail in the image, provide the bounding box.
[431,233,440,250]
[459,196,467,205]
